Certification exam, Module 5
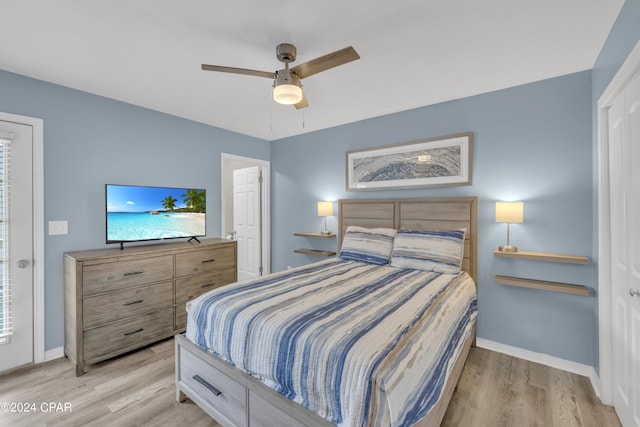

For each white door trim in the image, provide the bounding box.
[597,38,640,405]
[221,153,271,275]
[0,111,45,364]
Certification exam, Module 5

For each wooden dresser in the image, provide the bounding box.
[64,238,237,376]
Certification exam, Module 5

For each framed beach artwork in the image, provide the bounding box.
[346,132,473,191]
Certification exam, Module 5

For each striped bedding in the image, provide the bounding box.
[186,258,477,427]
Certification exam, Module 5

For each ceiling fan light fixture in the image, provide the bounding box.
[202,43,359,110]
[273,70,303,104]
[273,83,303,104]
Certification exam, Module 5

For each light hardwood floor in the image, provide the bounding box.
[441,346,620,427]
[0,339,620,427]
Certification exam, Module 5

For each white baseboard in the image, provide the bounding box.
[43,346,65,362]
[476,338,602,400]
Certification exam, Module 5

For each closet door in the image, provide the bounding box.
[608,72,640,427]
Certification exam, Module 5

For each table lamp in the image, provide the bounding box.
[317,201,334,235]
[496,202,524,252]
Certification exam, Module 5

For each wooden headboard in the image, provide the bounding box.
[338,197,478,283]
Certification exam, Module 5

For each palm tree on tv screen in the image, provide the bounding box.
[181,189,205,213]
[161,195,178,211]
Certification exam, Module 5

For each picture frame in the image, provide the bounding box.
[346,132,473,191]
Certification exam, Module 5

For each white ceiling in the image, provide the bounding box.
[0,1,625,141]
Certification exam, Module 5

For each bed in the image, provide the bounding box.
[175,197,478,427]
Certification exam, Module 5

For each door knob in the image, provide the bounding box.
[630,288,640,297]
[17,259,30,269]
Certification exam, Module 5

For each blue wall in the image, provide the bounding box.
[0,70,269,351]
[272,71,596,366]
[592,0,640,100]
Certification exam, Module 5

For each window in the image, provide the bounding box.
[0,137,12,345]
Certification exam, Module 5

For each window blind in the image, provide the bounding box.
[0,134,13,343]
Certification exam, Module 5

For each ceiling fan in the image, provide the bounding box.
[201,43,360,109]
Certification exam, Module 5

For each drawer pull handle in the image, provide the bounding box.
[124,328,144,336]
[193,375,222,396]
[201,283,216,288]
[123,299,144,306]
[201,259,216,264]
[123,271,144,277]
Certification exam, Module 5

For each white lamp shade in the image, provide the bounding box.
[317,201,334,217]
[495,202,524,223]
[273,84,303,104]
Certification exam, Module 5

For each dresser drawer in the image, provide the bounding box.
[176,269,236,305]
[82,255,174,296]
[178,344,247,427]
[84,307,173,363]
[174,269,235,330]
[175,246,236,277]
[83,281,173,329]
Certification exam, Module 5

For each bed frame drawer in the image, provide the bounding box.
[249,391,306,427]
[178,344,247,427]
[176,334,334,427]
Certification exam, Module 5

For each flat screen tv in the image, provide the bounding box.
[106,184,206,246]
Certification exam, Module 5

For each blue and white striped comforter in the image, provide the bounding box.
[186,258,477,427]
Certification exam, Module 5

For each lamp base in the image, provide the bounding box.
[320,230,331,235]
[498,245,518,253]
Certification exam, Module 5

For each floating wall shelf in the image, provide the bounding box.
[294,232,336,238]
[294,249,336,257]
[294,232,336,257]
[494,248,590,296]
[494,249,589,264]
[495,275,590,296]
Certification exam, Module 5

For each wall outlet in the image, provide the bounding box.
[49,220,68,235]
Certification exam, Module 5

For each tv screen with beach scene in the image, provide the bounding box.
[106,184,206,244]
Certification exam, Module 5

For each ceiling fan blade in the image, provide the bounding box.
[201,64,275,79]
[291,46,360,79]
[294,93,309,109]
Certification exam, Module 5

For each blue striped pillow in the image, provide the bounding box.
[390,229,466,273]
[339,226,397,265]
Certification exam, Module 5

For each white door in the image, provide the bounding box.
[0,121,34,371]
[608,72,640,427]
[233,166,262,281]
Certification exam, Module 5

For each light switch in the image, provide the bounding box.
[49,220,68,235]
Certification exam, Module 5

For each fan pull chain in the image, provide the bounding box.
[302,109,305,129]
